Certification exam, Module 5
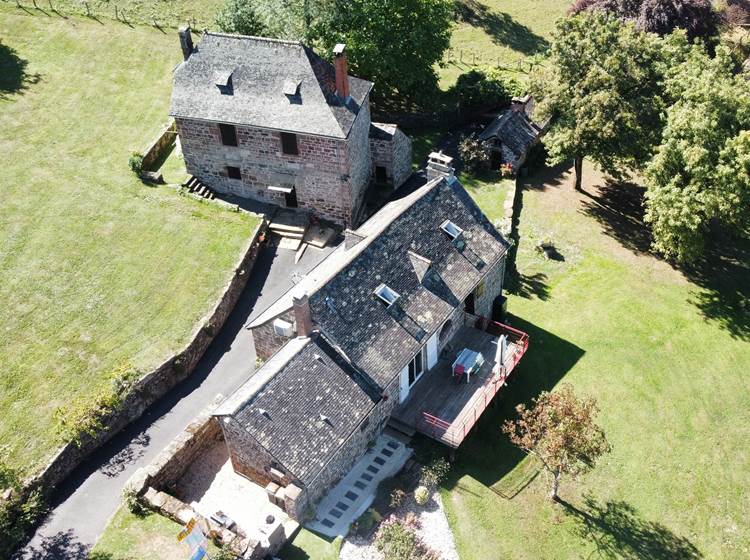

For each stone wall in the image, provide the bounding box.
[437,306,468,354]
[474,254,506,319]
[25,217,269,496]
[141,120,177,171]
[391,128,413,188]
[251,309,297,361]
[176,108,373,227]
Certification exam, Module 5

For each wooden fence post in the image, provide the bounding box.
[114,4,118,19]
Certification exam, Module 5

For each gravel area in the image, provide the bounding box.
[339,490,459,560]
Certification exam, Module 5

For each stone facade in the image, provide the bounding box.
[176,99,374,227]
[369,125,413,189]
[252,309,297,361]
[474,255,506,319]
[219,415,287,487]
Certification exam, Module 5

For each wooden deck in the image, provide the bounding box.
[391,320,528,448]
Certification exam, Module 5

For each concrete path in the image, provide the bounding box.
[17,236,336,559]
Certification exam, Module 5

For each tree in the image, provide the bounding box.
[644,44,750,262]
[502,385,611,501]
[312,0,454,101]
[570,0,719,43]
[533,13,665,190]
[451,69,521,111]
[215,0,266,36]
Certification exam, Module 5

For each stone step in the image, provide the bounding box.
[386,418,416,439]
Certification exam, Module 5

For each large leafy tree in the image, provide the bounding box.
[312,0,454,101]
[533,13,666,190]
[214,0,266,36]
[570,0,719,42]
[644,45,750,262]
[503,385,611,501]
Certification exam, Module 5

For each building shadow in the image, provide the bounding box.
[579,179,653,255]
[684,235,750,341]
[435,316,585,490]
[560,495,703,559]
[0,42,41,99]
[456,0,550,55]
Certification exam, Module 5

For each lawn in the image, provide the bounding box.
[0,8,258,477]
[91,506,221,559]
[441,162,750,559]
[439,0,570,87]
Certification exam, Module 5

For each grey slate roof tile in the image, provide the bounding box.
[170,32,373,138]
[478,108,545,158]
[308,178,510,390]
[233,336,379,485]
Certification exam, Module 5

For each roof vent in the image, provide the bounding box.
[319,413,332,426]
[283,79,302,98]
[440,220,463,241]
[257,408,270,419]
[374,284,400,307]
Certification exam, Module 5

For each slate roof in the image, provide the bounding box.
[227,336,380,485]
[307,176,510,390]
[170,32,373,139]
[478,107,545,158]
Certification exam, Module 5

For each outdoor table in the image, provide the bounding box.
[452,348,485,383]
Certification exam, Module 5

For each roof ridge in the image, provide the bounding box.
[203,30,302,47]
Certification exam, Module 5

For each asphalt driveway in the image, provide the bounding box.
[17,235,336,559]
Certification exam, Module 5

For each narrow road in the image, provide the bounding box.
[17,238,335,559]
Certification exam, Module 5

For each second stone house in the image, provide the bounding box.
[170,28,412,227]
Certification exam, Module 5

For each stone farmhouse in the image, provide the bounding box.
[213,162,529,522]
[170,28,412,227]
[478,94,548,174]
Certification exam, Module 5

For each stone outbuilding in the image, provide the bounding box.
[170,28,412,227]
[478,95,548,174]
[369,123,413,188]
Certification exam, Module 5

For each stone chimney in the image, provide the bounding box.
[426,151,455,180]
[178,26,194,61]
[292,292,313,338]
[511,94,534,115]
[333,43,350,99]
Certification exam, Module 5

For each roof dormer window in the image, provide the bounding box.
[440,220,463,241]
[215,69,234,95]
[374,283,400,307]
[283,79,301,98]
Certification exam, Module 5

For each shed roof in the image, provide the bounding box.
[170,32,373,138]
[478,107,545,158]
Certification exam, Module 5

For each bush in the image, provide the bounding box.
[375,516,438,560]
[390,488,407,508]
[458,135,489,173]
[414,486,430,506]
[215,0,266,36]
[351,507,382,536]
[419,457,451,489]
[122,486,148,517]
[0,453,47,559]
[128,152,144,175]
[452,68,523,111]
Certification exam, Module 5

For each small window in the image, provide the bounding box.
[219,123,238,147]
[440,220,463,240]
[280,132,299,155]
[226,166,242,180]
[374,284,400,307]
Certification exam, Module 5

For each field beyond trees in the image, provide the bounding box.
[0,8,257,477]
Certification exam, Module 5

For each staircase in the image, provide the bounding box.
[268,209,310,251]
[183,176,215,200]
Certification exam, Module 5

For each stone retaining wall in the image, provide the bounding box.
[24,216,269,497]
[141,120,177,171]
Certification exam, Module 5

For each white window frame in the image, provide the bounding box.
[407,346,426,388]
[440,220,463,240]
[374,283,400,307]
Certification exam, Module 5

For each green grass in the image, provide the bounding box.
[440,0,569,87]
[0,9,259,477]
[279,529,341,560]
[461,172,513,224]
[441,163,750,559]
[91,506,221,559]
[13,0,223,28]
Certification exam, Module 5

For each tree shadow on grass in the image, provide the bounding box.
[579,179,653,255]
[456,0,550,55]
[506,271,550,300]
[685,236,750,341]
[561,495,702,559]
[0,42,41,99]
[432,316,584,490]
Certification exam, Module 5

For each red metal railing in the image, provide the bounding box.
[418,316,529,448]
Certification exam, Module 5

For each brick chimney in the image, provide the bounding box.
[178,26,194,61]
[333,43,350,99]
[292,292,313,338]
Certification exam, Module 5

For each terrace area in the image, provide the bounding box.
[392,315,529,448]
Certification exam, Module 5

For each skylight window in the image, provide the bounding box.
[374,283,400,307]
[440,220,463,240]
